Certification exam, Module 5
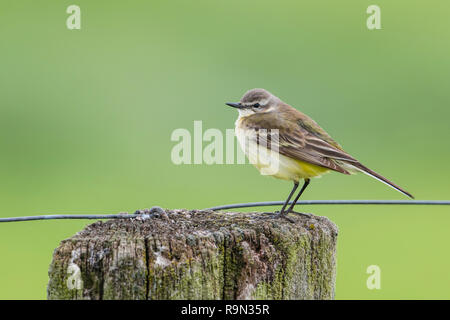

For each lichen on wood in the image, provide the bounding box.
[47,209,338,300]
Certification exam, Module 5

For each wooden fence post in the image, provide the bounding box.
[47,209,338,300]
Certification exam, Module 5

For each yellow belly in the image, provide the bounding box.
[235,124,329,181]
[252,149,330,181]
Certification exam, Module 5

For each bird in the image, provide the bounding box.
[226,88,413,217]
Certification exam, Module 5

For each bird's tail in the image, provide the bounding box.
[348,162,414,199]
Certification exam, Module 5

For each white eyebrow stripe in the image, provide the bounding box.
[242,98,270,106]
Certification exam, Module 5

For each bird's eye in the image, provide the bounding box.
[253,103,261,108]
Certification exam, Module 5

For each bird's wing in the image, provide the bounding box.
[277,128,357,174]
[245,112,358,174]
[297,116,344,150]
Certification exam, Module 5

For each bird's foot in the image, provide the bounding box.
[268,210,296,223]
[262,211,306,223]
[286,210,313,218]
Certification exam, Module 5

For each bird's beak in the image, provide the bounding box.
[226,102,243,109]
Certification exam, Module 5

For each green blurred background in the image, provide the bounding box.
[1,0,449,299]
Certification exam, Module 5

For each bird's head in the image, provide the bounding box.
[226,88,280,117]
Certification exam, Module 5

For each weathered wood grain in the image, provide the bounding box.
[47,209,338,300]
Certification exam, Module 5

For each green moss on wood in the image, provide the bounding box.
[47,210,338,300]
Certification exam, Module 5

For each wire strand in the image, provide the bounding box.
[204,200,450,211]
[1,200,449,223]
[0,214,140,223]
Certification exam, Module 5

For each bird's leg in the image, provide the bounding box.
[285,178,311,216]
[278,182,299,216]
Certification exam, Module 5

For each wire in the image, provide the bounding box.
[204,200,450,211]
[1,200,449,223]
[0,214,140,223]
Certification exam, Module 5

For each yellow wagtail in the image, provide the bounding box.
[226,88,413,217]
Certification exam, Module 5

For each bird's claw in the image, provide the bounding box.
[275,210,312,223]
[287,210,312,218]
[264,211,296,223]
